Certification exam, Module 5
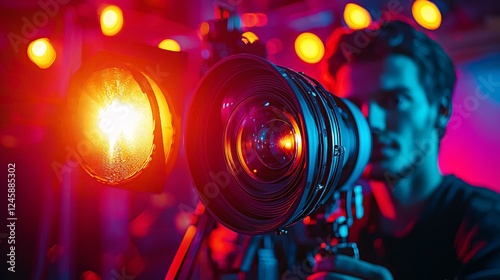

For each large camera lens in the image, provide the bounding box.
[187,54,371,235]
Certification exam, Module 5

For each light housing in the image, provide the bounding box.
[186,54,371,235]
[65,47,185,192]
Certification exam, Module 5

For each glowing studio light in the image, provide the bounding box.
[98,99,142,157]
[27,38,56,69]
[242,31,259,44]
[412,0,442,30]
[71,67,158,184]
[343,3,372,30]
[158,39,181,52]
[294,32,325,64]
[100,5,124,36]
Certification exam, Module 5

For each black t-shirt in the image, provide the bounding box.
[352,175,500,279]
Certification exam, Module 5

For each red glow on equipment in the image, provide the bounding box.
[370,181,396,220]
[165,225,197,280]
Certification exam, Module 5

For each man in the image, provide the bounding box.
[309,19,500,279]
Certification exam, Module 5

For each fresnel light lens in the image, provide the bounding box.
[67,57,175,188]
[187,54,371,235]
[76,67,155,184]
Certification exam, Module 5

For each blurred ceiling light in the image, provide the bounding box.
[158,39,181,52]
[100,5,124,36]
[294,32,325,64]
[412,0,442,30]
[27,38,56,69]
[343,3,371,30]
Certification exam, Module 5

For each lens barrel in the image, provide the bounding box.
[187,54,371,235]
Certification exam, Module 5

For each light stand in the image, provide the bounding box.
[166,202,217,279]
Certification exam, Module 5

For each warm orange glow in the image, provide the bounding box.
[27,38,56,69]
[158,39,181,52]
[343,3,372,30]
[242,31,259,44]
[200,21,210,36]
[100,5,123,36]
[75,67,156,184]
[98,100,143,158]
[295,32,325,64]
[165,225,197,280]
[412,0,442,30]
[279,132,295,150]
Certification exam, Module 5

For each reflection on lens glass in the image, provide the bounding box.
[231,104,301,183]
[242,118,295,169]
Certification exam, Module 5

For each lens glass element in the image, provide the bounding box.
[227,100,302,183]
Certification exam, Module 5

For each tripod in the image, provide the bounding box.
[165,201,279,280]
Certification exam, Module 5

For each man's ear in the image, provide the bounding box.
[436,94,451,132]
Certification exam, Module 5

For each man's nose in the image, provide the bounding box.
[363,102,386,132]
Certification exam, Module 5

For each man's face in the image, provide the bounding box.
[335,54,440,181]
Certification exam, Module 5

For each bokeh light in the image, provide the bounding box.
[343,3,372,30]
[27,38,56,69]
[412,0,442,30]
[294,32,325,64]
[100,5,124,36]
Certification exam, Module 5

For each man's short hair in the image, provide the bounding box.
[322,19,456,106]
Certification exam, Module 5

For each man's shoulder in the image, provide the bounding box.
[419,175,500,228]
[439,176,500,275]
[434,174,500,209]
